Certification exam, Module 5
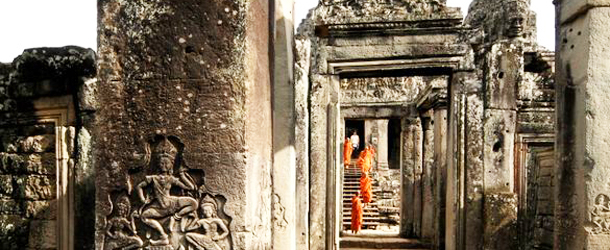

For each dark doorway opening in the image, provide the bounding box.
[388,118,401,170]
[345,119,365,158]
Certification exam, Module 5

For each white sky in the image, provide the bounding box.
[0,0,554,63]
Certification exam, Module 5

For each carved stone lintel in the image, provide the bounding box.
[314,0,462,25]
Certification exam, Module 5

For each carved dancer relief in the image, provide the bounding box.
[183,195,231,250]
[271,194,288,229]
[103,135,233,250]
[104,196,144,250]
[588,194,610,234]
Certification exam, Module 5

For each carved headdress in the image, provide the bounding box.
[201,195,218,213]
[154,137,178,160]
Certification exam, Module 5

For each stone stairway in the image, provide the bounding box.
[342,165,380,231]
[340,236,431,249]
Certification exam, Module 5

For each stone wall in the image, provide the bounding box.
[0,47,96,250]
[0,123,57,250]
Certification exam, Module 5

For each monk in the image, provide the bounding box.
[351,191,363,234]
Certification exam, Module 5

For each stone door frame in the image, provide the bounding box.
[310,57,458,249]
[3,97,76,250]
[33,99,75,250]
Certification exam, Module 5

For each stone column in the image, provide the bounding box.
[433,107,448,249]
[309,75,331,250]
[294,30,311,250]
[413,117,424,237]
[445,71,484,250]
[421,114,435,240]
[377,119,390,170]
[95,1,273,249]
[400,116,417,237]
[555,1,610,249]
[482,41,520,250]
[272,0,295,248]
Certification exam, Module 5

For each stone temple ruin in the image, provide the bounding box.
[0,0,607,249]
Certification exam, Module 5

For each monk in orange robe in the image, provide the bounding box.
[360,172,372,204]
[351,191,363,233]
[343,138,353,167]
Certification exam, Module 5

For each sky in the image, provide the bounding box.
[0,0,554,63]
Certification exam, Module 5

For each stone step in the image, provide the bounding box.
[340,236,431,249]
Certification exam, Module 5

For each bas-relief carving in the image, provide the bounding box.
[103,135,232,250]
[588,194,610,234]
[315,0,461,24]
[340,76,446,104]
[272,194,288,230]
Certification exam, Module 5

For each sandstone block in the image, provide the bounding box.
[24,201,56,219]
[0,215,29,250]
[27,220,56,249]
[0,199,21,215]
[14,176,55,200]
[0,175,13,198]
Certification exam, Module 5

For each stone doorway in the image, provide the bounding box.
[341,118,402,237]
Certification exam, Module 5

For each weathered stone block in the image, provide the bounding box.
[537,187,553,201]
[14,176,55,200]
[27,220,56,249]
[0,153,23,174]
[0,215,29,250]
[483,109,516,193]
[485,43,522,110]
[16,135,55,153]
[537,200,553,215]
[0,175,13,198]
[23,153,56,175]
[483,193,518,250]
[24,201,56,219]
[0,200,21,215]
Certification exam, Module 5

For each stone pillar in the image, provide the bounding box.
[421,114,435,240]
[309,75,330,250]
[294,29,311,250]
[433,107,448,249]
[413,117,424,237]
[377,119,390,170]
[400,116,417,237]
[95,0,273,249]
[555,1,610,249]
[445,71,484,250]
[482,40,520,250]
[271,0,295,248]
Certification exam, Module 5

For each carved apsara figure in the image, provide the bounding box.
[135,137,198,246]
[591,194,610,232]
[104,196,144,250]
[184,195,230,250]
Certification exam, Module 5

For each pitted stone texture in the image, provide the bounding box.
[483,193,518,250]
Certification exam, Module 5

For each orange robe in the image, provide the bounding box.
[343,138,353,167]
[360,172,372,203]
[351,194,363,233]
[357,147,375,173]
